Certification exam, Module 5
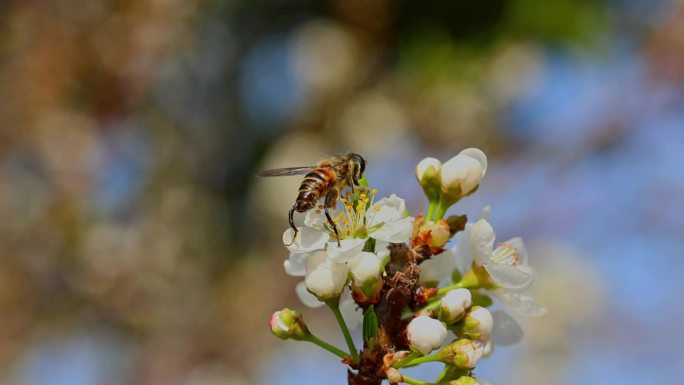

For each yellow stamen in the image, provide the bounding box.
[371,188,378,195]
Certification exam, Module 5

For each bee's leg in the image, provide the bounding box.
[324,189,341,247]
[286,205,298,246]
[349,177,363,199]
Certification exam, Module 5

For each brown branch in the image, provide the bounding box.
[348,243,425,385]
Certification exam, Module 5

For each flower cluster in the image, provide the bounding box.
[268,149,545,385]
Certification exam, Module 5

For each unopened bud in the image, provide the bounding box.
[440,149,487,203]
[416,157,442,201]
[439,288,472,324]
[462,306,493,341]
[385,367,404,383]
[406,315,448,355]
[417,220,452,250]
[269,308,310,341]
[348,252,383,303]
[305,252,348,301]
[438,338,485,369]
[445,376,480,385]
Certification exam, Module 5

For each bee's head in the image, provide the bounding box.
[349,153,366,180]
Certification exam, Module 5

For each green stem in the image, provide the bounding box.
[437,281,464,296]
[304,334,349,359]
[391,351,420,368]
[426,199,437,221]
[395,353,442,368]
[326,297,359,362]
[402,374,436,385]
[434,198,449,220]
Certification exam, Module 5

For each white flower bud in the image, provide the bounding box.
[304,251,348,300]
[438,338,485,369]
[439,288,472,324]
[348,251,384,303]
[440,148,487,199]
[269,308,310,340]
[348,251,383,284]
[407,315,448,355]
[463,306,494,341]
[416,157,442,201]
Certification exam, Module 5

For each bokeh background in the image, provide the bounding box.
[1,0,683,384]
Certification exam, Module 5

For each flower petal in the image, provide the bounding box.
[470,219,495,264]
[441,154,483,195]
[484,263,534,290]
[372,217,413,243]
[284,227,329,253]
[491,310,524,346]
[283,256,306,277]
[305,252,349,299]
[503,237,528,265]
[494,290,547,316]
[348,251,383,283]
[295,281,324,308]
[304,209,327,228]
[326,238,366,262]
[368,194,406,227]
[458,148,487,178]
[452,223,474,274]
[419,249,457,285]
[374,240,390,261]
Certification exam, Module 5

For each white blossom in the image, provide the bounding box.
[440,338,485,369]
[283,192,413,263]
[467,219,546,316]
[303,250,348,300]
[348,251,383,284]
[439,288,472,324]
[415,157,442,201]
[407,315,448,355]
[419,249,458,285]
[416,157,441,183]
[463,306,494,341]
[440,148,487,197]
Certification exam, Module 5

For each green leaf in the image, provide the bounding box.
[363,305,378,349]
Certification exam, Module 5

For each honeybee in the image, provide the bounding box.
[257,153,366,246]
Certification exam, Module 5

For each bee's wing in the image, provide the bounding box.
[256,166,316,177]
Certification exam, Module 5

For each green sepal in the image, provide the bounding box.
[436,365,470,382]
[363,237,376,252]
[471,292,493,308]
[362,305,378,349]
[451,268,463,284]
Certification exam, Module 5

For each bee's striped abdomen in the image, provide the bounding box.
[294,168,336,212]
